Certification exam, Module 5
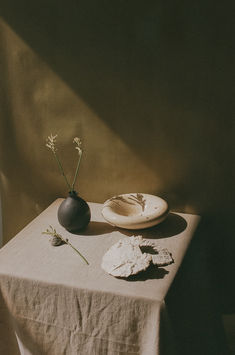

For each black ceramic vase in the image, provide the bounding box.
[57,191,91,232]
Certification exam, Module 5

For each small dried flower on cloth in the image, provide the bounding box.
[101,236,173,278]
[42,226,89,265]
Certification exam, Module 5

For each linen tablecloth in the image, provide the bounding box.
[0,199,200,355]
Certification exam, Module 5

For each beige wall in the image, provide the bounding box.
[0,2,234,264]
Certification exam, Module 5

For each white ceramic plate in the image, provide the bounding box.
[102,193,169,230]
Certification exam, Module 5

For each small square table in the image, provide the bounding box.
[0,199,200,355]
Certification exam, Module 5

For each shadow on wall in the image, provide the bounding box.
[0,1,234,309]
[0,0,234,215]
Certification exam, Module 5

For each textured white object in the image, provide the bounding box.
[151,249,174,266]
[101,236,152,277]
[101,236,173,277]
[102,193,169,230]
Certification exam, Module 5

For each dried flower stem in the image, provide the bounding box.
[46,134,83,193]
[42,226,89,265]
[72,150,82,190]
[53,151,72,191]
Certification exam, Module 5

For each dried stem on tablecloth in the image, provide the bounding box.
[42,225,89,265]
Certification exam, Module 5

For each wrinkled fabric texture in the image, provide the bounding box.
[0,276,167,355]
[0,200,200,355]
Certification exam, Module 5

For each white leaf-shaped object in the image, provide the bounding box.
[101,236,152,277]
[101,236,174,277]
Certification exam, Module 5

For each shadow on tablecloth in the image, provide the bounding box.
[77,213,187,239]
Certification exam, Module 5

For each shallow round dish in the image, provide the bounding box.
[102,193,169,230]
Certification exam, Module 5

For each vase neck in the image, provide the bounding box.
[69,190,78,198]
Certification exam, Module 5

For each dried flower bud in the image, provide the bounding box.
[73,137,82,155]
[46,134,57,153]
[50,235,63,246]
